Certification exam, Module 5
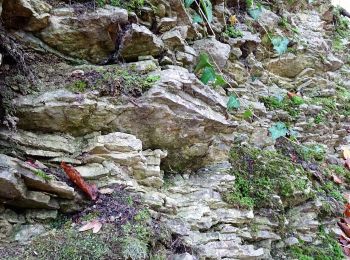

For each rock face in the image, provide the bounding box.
[0,154,74,209]
[38,6,128,63]
[12,66,236,169]
[119,24,164,61]
[193,38,231,68]
[1,0,51,31]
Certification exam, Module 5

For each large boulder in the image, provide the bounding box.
[119,24,164,61]
[38,6,128,63]
[1,0,51,31]
[12,67,236,169]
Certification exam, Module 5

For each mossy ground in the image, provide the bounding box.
[66,66,160,96]
[289,227,344,260]
[0,187,172,260]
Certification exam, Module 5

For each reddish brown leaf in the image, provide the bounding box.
[338,222,350,238]
[345,204,350,218]
[332,174,344,184]
[287,92,297,98]
[61,162,98,200]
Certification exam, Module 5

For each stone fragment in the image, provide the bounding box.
[1,0,51,31]
[193,38,231,69]
[120,24,164,61]
[14,224,45,242]
[38,6,128,63]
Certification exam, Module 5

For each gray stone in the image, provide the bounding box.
[14,224,46,242]
[119,24,164,61]
[38,6,128,63]
[193,37,231,69]
[2,0,51,31]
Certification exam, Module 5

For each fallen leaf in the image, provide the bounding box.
[99,188,114,195]
[332,174,344,184]
[344,204,350,218]
[345,159,350,170]
[338,222,350,238]
[229,15,238,25]
[287,92,297,98]
[61,162,98,200]
[79,220,102,234]
[344,193,350,203]
[343,147,350,160]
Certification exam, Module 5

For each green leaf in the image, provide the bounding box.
[184,0,195,7]
[268,122,289,140]
[192,13,203,23]
[227,95,241,110]
[195,53,212,73]
[200,0,213,23]
[200,66,216,84]
[248,7,262,20]
[243,109,253,119]
[213,74,227,87]
[271,36,289,55]
[291,96,304,105]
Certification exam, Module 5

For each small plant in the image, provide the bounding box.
[289,226,344,260]
[121,237,148,260]
[67,80,88,93]
[194,53,227,87]
[33,169,52,181]
[223,26,243,38]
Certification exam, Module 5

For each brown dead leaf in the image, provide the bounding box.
[287,91,297,98]
[229,15,238,25]
[345,159,350,170]
[332,174,344,184]
[343,147,350,160]
[99,188,114,195]
[79,220,102,234]
[61,162,98,200]
[345,204,350,218]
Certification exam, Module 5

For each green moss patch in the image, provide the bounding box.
[224,146,313,209]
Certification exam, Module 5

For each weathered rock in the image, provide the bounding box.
[13,67,236,169]
[1,0,51,31]
[193,38,231,69]
[161,29,186,50]
[0,154,70,209]
[0,219,13,239]
[266,53,320,78]
[14,224,45,242]
[0,129,79,157]
[119,24,164,61]
[38,6,128,63]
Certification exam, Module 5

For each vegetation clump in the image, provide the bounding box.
[225,146,312,209]
[289,227,344,260]
[66,67,160,96]
[260,95,304,118]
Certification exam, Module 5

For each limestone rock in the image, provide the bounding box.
[13,67,236,169]
[266,53,320,78]
[1,0,51,31]
[193,38,231,69]
[38,6,128,63]
[14,224,45,242]
[119,24,164,61]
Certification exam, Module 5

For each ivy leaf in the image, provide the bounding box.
[268,122,289,140]
[192,13,203,23]
[184,0,195,7]
[271,36,290,55]
[200,66,216,84]
[195,53,212,73]
[243,109,253,119]
[200,0,213,23]
[227,95,240,110]
[213,74,227,87]
[248,7,263,20]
